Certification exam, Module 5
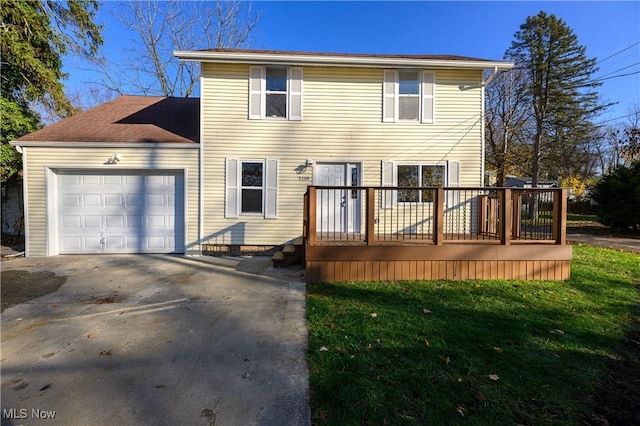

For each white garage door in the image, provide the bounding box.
[58,170,184,254]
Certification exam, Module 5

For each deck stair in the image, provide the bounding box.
[272,237,304,267]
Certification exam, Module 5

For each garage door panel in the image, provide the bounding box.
[82,175,101,185]
[125,194,144,206]
[58,170,184,254]
[105,194,124,206]
[83,194,102,207]
[147,194,165,206]
[61,194,81,207]
[104,175,122,185]
[84,215,102,228]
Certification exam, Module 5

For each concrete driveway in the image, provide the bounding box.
[1,255,310,426]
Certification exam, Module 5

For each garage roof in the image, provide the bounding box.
[15,96,199,144]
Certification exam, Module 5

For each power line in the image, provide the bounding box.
[595,61,640,80]
[594,112,638,127]
[596,41,640,65]
[593,70,640,82]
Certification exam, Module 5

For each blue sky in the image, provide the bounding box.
[64,1,640,126]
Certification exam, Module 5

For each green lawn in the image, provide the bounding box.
[567,213,599,223]
[306,245,640,425]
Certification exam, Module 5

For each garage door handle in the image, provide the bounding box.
[100,237,105,245]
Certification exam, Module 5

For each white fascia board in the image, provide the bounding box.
[174,50,515,70]
[10,141,200,149]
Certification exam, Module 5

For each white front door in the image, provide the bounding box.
[314,163,361,233]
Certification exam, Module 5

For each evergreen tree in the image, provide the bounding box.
[505,11,604,187]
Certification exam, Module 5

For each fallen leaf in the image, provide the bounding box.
[87,333,97,339]
[370,312,377,318]
[493,347,503,353]
[456,406,465,416]
[242,373,250,379]
[423,308,432,314]
[550,329,565,335]
[489,374,500,381]
[99,350,112,356]
[439,355,451,364]
[424,339,431,347]
[319,346,329,352]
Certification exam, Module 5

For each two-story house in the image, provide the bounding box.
[12,49,515,257]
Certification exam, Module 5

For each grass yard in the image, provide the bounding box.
[306,245,640,425]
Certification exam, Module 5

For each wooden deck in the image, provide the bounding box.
[303,186,572,283]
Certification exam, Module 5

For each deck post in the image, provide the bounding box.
[303,191,309,240]
[434,187,445,246]
[553,188,568,245]
[308,186,317,246]
[500,188,512,245]
[365,187,376,245]
[512,191,521,239]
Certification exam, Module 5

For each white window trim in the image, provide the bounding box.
[381,160,459,208]
[265,67,288,120]
[240,159,266,215]
[249,66,302,121]
[225,158,278,219]
[383,69,435,123]
[398,70,421,121]
[396,162,448,204]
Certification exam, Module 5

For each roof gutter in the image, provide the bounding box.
[174,50,514,70]
[482,66,500,87]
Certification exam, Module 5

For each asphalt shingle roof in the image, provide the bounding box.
[16,95,200,144]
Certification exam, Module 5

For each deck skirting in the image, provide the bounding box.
[305,245,572,283]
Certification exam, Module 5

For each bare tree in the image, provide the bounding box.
[485,68,532,186]
[96,0,259,97]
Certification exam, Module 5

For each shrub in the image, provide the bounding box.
[592,161,640,232]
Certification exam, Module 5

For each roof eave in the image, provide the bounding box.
[174,50,514,70]
[10,141,200,148]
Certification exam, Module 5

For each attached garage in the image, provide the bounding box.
[53,169,185,254]
[11,96,201,257]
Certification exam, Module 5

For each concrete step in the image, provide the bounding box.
[271,238,305,268]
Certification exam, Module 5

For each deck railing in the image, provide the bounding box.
[303,186,567,246]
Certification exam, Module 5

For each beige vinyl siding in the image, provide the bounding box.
[23,146,199,256]
[201,63,484,246]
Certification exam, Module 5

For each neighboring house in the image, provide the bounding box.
[505,175,558,189]
[11,49,513,257]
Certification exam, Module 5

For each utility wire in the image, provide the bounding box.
[596,41,640,65]
[595,61,640,80]
[593,70,640,82]
[594,112,637,126]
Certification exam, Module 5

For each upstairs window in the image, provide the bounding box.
[265,68,287,118]
[249,66,302,121]
[383,70,435,123]
[398,70,420,120]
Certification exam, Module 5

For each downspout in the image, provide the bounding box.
[198,76,204,256]
[480,67,499,187]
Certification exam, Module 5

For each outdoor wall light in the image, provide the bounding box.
[107,153,121,164]
[305,159,315,167]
